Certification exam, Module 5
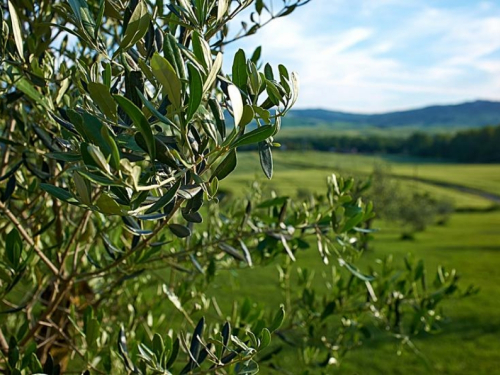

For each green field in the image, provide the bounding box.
[224,151,498,209]
[338,212,500,374]
[212,151,500,374]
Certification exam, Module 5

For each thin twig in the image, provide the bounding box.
[0,118,15,176]
[19,279,73,347]
[59,210,92,273]
[77,198,184,280]
[0,329,8,355]
[0,201,60,276]
[46,319,106,375]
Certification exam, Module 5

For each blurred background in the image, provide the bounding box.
[216,1,500,373]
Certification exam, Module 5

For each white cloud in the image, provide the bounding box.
[225,0,500,112]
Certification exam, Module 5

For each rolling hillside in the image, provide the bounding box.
[284,100,500,130]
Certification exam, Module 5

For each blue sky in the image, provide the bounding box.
[225,0,500,113]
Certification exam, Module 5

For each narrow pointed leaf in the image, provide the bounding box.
[258,141,273,179]
[88,82,117,121]
[280,234,295,262]
[120,0,150,51]
[232,125,274,148]
[146,179,181,214]
[221,322,231,349]
[68,0,96,37]
[166,337,180,369]
[100,126,121,170]
[136,89,180,131]
[8,1,23,60]
[169,224,191,238]
[96,193,123,215]
[208,98,226,139]
[290,72,299,107]
[203,53,222,93]
[151,53,182,109]
[338,259,375,282]
[73,172,91,205]
[191,31,210,69]
[182,210,203,223]
[232,49,247,89]
[187,64,203,121]
[259,328,271,349]
[217,0,229,21]
[163,33,186,80]
[211,149,236,181]
[269,306,285,332]
[77,170,123,187]
[118,327,135,371]
[114,95,156,159]
[219,243,245,262]
[227,85,243,127]
[6,228,22,268]
[87,144,111,174]
[40,184,78,203]
[190,317,205,361]
[239,105,254,127]
[94,0,106,39]
[15,78,50,109]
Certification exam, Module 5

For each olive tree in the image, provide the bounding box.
[365,166,454,239]
[0,1,473,373]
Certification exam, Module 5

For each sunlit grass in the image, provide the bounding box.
[224,151,496,209]
[209,152,500,374]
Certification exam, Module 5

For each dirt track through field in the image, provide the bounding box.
[271,157,500,204]
[395,175,500,204]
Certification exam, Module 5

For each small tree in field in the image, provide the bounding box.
[0,1,473,373]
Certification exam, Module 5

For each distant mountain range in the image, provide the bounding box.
[284,100,500,130]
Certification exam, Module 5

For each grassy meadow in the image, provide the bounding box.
[209,150,500,374]
[223,151,499,209]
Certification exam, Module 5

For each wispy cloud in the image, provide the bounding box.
[225,0,500,112]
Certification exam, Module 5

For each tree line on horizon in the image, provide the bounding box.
[275,124,500,163]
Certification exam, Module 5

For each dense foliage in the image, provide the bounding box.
[0,1,472,373]
[277,124,500,163]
